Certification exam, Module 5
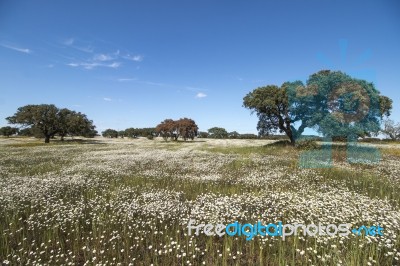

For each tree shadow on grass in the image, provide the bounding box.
[262,140,292,148]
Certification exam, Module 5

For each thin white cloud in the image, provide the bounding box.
[93,53,114,61]
[117,78,137,82]
[73,45,94,53]
[108,62,121,68]
[0,43,31,54]
[62,38,93,53]
[195,92,207,98]
[67,63,79,67]
[123,54,144,62]
[142,81,167,86]
[67,61,121,70]
[103,97,112,101]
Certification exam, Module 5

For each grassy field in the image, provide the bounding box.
[0,137,399,265]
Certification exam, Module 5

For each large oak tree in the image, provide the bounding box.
[6,104,96,143]
[243,70,392,145]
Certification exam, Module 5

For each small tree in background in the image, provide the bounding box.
[176,118,198,141]
[118,130,126,138]
[102,129,119,138]
[0,126,19,137]
[156,119,177,140]
[197,131,209,138]
[124,128,139,138]
[208,127,228,139]
[381,119,400,140]
[156,118,198,141]
[228,131,240,139]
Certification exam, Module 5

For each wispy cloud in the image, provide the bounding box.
[103,97,112,101]
[93,53,115,61]
[67,63,79,67]
[61,37,144,71]
[142,81,167,86]
[67,61,121,70]
[0,43,31,54]
[123,54,144,62]
[117,78,137,82]
[74,45,94,53]
[195,92,207,98]
[62,38,94,53]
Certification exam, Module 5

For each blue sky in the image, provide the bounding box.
[0,0,399,134]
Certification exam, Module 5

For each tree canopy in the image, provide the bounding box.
[0,126,19,137]
[156,118,198,141]
[208,127,229,139]
[102,129,119,138]
[6,104,96,143]
[244,70,393,145]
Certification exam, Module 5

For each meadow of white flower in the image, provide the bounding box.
[0,137,399,265]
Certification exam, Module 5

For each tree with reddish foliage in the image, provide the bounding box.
[156,119,177,140]
[176,118,198,141]
[156,118,198,141]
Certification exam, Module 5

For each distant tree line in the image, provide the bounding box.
[2,83,399,145]
[101,118,199,141]
[102,128,156,139]
[197,127,259,139]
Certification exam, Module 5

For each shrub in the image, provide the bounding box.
[295,139,319,150]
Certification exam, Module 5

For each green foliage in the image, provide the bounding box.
[0,126,18,137]
[228,131,240,139]
[6,104,96,143]
[58,108,97,140]
[123,127,155,138]
[303,70,389,139]
[102,129,119,138]
[17,127,34,136]
[197,131,209,138]
[207,127,228,138]
[118,130,126,138]
[124,127,138,138]
[243,85,302,145]
[243,70,393,145]
[237,133,258,139]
